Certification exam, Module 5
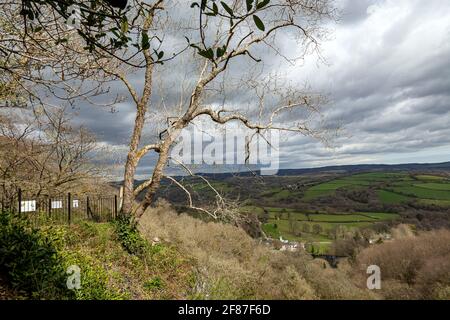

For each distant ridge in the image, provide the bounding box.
[275,161,450,175]
[193,161,450,179]
[112,161,450,185]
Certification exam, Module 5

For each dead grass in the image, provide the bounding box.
[354,228,450,299]
[139,201,377,300]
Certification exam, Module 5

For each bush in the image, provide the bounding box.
[354,229,450,299]
[0,211,72,299]
[113,215,148,255]
[62,251,127,300]
[0,212,128,300]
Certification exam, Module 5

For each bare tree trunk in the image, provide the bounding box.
[121,105,147,216]
[120,12,156,217]
[134,135,174,219]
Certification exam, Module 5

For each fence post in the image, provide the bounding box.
[67,192,71,225]
[48,197,52,218]
[18,188,22,217]
[114,195,118,220]
[86,196,90,219]
[119,186,123,215]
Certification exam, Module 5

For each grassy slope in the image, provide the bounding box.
[302,173,407,201]
[62,221,195,299]
[300,172,450,204]
[0,218,195,300]
[414,175,447,181]
[413,183,450,191]
[5,204,447,300]
[391,185,450,200]
[2,207,378,300]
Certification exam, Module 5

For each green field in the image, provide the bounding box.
[413,183,450,191]
[308,214,376,222]
[263,220,331,254]
[260,209,399,254]
[391,185,450,200]
[302,172,450,203]
[244,172,448,254]
[241,206,310,220]
[240,205,265,215]
[418,199,450,207]
[414,175,447,181]
[302,181,361,201]
[348,172,411,182]
[361,212,399,220]
[377,189,411,204]
[264,219,331,241]
[189,181,233,193]
[302,172,413,201]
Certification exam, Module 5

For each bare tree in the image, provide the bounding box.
[114,0,337,219]
[2,0,338,220]
[0,107,98,198]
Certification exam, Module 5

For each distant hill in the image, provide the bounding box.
[275,161,450,176]
[192,161,450,179]
[112,161,450,185]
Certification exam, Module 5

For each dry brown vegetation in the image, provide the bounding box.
[353,228,450,300]
[138,202,450,300]
[139,201,377,300]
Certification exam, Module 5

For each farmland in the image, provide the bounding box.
[156,169,450,254]
[377,190,411,204]
[237,172,450,253]
[298,172,450,204]
[257,208,399,253]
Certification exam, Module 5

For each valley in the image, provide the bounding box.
[154,167,450,254]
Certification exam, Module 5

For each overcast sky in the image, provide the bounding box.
[278,0,450,169]
[71,0,450,177]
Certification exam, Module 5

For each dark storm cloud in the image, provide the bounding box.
[68,0,450,175]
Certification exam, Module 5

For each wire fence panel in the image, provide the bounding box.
[0,189,119,227]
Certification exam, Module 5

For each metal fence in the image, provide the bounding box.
[0,188,119,226]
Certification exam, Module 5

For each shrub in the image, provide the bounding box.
[354,229,450,299]
[113,215,148,255]
[0,211,72,299]
[144,277,165,292]
[0,212,128,300]
[62,251,127,300]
